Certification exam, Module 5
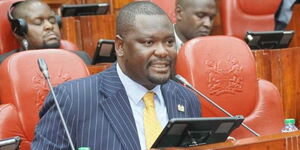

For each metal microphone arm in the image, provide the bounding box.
[174,74,260,137]
[37,58,76,150]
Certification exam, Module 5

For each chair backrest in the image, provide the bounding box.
[220,0,281,39]
[151,0,176,22]
[0,49,90,149]
[0,0,78,54]
[135,0,176,22]
[176,36,284,139]
[0,0,22,54]
[60,40,79,50]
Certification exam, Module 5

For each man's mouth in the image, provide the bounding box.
[44,33,59,40]
[149,61,170,73]
[198,31,210,36]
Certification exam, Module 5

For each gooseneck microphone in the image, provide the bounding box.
[37,58,76,150]
[21,39,28,50]
[174,74,260,137]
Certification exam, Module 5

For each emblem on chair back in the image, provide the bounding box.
[32,69,72,112]
[206,55,243,96]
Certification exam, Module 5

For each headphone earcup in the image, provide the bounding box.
[11,18,27,37]
[55,15,62,28]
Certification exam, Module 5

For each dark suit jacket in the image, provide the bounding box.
[31,64,201,150]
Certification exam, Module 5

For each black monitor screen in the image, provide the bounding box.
[151,116,244,148]
[91,39,116,65]
[244,30,294,50]
[61,3,109,17]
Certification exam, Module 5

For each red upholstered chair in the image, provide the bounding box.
[151,0,176,22]
[0,0,78,54]
[0,49,90,150]
[0,0,21,54]
[220,0,282,39]
[176,36,284,139]
[60,40,79,50]
[135,0,176,22]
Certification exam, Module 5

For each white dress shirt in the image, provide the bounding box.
[173,24,184,52]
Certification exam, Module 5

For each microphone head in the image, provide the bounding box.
[37,58,50,79]
[174,74,193,88]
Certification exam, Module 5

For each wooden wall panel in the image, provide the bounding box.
[61,17,82,49]
[287,4,300,47]
[79,15,116,57]
[253,47,300,126]
[44,0,80,11]
[111,0,133,14]
[58,0,131,57]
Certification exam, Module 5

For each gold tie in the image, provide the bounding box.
[143,92,162,149]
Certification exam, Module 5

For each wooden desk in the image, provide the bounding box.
[162,131,300,150]
[253,47,300,126]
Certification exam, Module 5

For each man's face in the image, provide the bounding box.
[23,2,61,49]
[117,15,176,89]
[177,0,217,40]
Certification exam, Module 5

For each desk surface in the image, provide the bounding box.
[161,131,300,150]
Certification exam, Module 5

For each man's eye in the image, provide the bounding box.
[197,13,205,18]
[33,19,42,25]
[144,41,153,47]
[166,39,175,47]
[49,17,56,24]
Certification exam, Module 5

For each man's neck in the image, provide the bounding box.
[174,24,188,42]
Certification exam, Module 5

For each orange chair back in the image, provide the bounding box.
[135,0,176,22]
[176,36,284,139]
[0,49,90,149]
[151,0,176,22]
[220,0,281,39]
[0,0,22,54]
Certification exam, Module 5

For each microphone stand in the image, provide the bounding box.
[37,58,76,150]
[175,75,260,137]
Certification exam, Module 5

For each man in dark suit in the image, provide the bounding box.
[31,1,201,150]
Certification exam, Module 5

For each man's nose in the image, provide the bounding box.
[154,43,168,58]
[202,16,212,27]
[44,20,54,30]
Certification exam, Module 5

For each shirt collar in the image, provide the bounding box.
[116,63,163,104]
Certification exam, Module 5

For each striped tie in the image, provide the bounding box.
[143,92,162,149]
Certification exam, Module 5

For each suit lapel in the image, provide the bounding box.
[162,81,190,119]
[97,65,140,150]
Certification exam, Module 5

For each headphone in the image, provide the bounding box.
[7,1,62,37]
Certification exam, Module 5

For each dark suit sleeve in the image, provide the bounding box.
[31,85,76,150]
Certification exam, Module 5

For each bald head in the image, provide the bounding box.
[11,0,53,19]
[116,1,170,38]
[176,0,216,8]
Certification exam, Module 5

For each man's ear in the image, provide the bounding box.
[115,35,124,57]
[175,4,183,21]
[13,32,23,41]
